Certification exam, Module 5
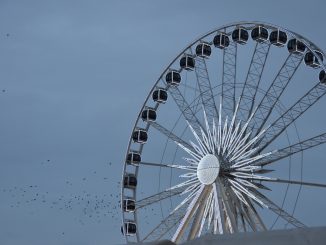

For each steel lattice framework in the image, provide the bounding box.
[121,21,326,244]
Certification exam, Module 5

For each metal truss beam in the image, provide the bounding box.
[253,190,306,228]
[250,53,303,137]
[142,199,190,242]
[256,132,326,166]
[168,84,204,137]
[192,49,219,123]
[238,42,271,123]
[258,83,326,152]
[149,121,195,152]
[222,42,237,118]
[136,185,186,210]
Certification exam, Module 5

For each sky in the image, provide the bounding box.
[0,0,326,244]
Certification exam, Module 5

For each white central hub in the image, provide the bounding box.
[196,154,220,185]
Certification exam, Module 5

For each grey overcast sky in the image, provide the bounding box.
[0,0,326,244]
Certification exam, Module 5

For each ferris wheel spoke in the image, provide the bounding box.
[256,178,326,188]
[242,195,267,231]
[222,41,237,118]
[187,187,212,240]
[255,132,326,166]
[135,185,187,210]
[141,199,190,241]
[250,53,303,136]
[139,161,196,171]
[238,42,271,122]
[172,185,208,243]
[212,182,224,234]
[148,121,195,152]
[168,85,204,136]
[252,190,306,228]
[218,181,238,233]
[257,82,326,153]
[191,49,219,122]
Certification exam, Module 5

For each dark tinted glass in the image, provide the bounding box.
[241,29,249,40]
[148,110,156,120]
[213,34,221,46]
[165,72,172,82]
[187,57,195,67]
[319,70,326,82]
[196,44,203,55]
[140,131,148,141]
[160,90,167,100]
[180,57,186,67]
[152,90,158,101]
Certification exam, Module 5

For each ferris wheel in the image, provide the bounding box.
[120,21,326,243]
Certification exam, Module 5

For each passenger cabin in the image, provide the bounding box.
[251,26,269,42]
[320,70,326,84]
[124,174,137,189]
[213,33,230,49]
[141,108,156,122]
[132,128,148,144]
[126,151,141,166]
[232,27,249,44]
[269,30,287,47]
[180,55,195,70]
[287,39,306,54]
[195,42,211,58]
[152,88,167,103]
[166,70,181,85]
[304,50,323,68]
[121,222,137,236]
[123,199,136,212]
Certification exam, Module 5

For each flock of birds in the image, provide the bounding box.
[1,161,123,234]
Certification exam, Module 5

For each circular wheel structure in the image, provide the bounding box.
[121,21,326,243]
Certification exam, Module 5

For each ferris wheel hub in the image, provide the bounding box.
[196,154,220,185]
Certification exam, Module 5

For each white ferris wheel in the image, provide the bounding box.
[120,21,326,243]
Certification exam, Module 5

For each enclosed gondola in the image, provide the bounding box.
[287,39,306,54]
[251,26,268,42]
[213,33,230,49]
[166,70,181,85]
[126,151,141,166]
[132,128,148,144]
[195,42,211,58]
[152,88,168,103]
[269,30,287,47]
[232,27,249,44]
[121,221,137,236]
[123,173,137,189]
[180,55,195,70]
[320,70,326,84]
[141,107,156,122]
[123,198,136,212]
[304,50,323,68]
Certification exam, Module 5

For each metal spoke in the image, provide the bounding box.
[255,132,326,166]
[149,121,194,152]
[172,185,208,243]
[168,82,204,136]
[250,53,303,136]
[142,199,190,241]
[191,49,219,123]
[222,41,237,118]
[258,82,326,152]
[252,190,306,228]
[140,161,196,171]
[136,185,187,210]
[257,178,326,188]
[218,180,238,233]
[187,187,211,240]
[238,42,271,122]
